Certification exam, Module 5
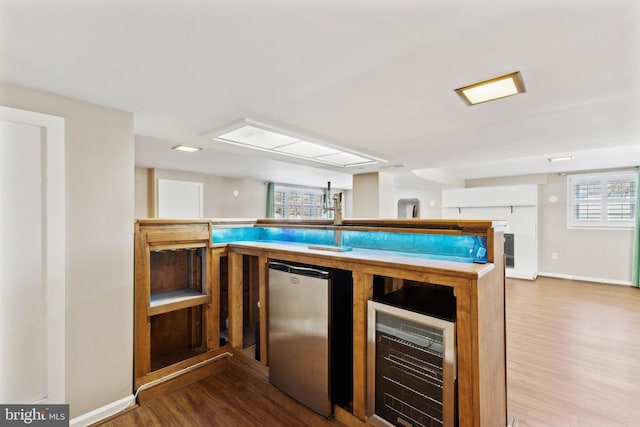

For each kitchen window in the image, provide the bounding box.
[274,185,326,219]
[568,171,637,228]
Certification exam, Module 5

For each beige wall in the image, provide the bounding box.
[134,167,149,218]
[0,83,135,417]
[352,172,395,218]
[538,173,633,283]
[206,175,268,218]
[467,172,634,283]
[394,186,442,219]
[352,173,378,217]
[139,168,268,218]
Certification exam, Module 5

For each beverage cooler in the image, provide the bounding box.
[367,297,456,427]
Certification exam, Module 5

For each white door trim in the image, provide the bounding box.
[0,105,66,403]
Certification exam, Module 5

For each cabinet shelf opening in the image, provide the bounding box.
[150,247,206,295]
[150,305,206,372]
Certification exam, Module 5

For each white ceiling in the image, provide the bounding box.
[2,0,639,190]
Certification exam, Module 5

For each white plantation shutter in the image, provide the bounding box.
[569,171,636,228]
[274,185,325,219]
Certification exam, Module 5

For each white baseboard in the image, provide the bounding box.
[505,269,537,280]
[538,271,632,286]
[70,394,135,427]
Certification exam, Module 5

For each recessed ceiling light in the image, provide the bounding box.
[548,155,574,162]
[455,71,525,105]
[209,120,384,168]
[172,145,202,153]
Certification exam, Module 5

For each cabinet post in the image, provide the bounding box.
[134,228,151,386]
[258,255,268,365]
[352,270,373,420]
[228,251,244,349]
[453,285,475,427]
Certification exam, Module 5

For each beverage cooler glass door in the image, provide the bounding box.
[367,300,456,427]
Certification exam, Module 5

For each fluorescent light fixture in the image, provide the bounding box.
[548,155,574,162]
[455,71,525,105]
[210,121,384,168]
[172,145,202,152]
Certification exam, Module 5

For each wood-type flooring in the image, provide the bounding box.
[506,277,640,426]
[99,277,640,426]
[98,355,347,427]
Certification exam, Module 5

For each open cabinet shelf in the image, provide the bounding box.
[134,219,216,388]
[149,288,212,315]
[148,289,211,315]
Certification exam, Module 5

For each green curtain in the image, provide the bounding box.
[266,182,275,218]
[633,167,640,287]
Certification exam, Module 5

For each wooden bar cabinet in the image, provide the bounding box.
[134,219,219,389]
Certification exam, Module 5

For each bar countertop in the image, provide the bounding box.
[225,240,494,279]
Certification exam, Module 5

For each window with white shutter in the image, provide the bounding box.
[274,185,326,219]
[568,171,637,228]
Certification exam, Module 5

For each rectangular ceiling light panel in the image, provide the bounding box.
[274,141,340,157]
[212,123,382,167]
[317,152,377,167]
[216,125,299,149]
[455,71,525,105]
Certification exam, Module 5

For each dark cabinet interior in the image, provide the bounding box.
[219,255,229,345]
[150,248,204,295]
[373,275,456,321]
[504,233,514,268]
[150,306,205,371]
[220,254,261,357]
[242,255,260,350]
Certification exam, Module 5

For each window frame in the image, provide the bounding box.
[567,171,637,229]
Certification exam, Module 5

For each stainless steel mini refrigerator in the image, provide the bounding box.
[268,261,352,417]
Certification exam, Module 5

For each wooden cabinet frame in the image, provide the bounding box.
[134,219,219,389]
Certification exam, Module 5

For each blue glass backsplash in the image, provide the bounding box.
[211,227,262,243]
[260,227,334,245]
[212,227,487,263]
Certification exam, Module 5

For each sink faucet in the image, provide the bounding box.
[325,194,344,245]
[308,182,352,252]
[324,182,344,246]
[330,194,344,246]
[323,182,343,226]
[329,193,343,226]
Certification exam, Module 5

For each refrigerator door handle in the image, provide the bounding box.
[268,261,330,279]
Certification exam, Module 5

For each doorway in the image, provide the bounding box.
[0,106,65,403]
[397,198,420,219]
